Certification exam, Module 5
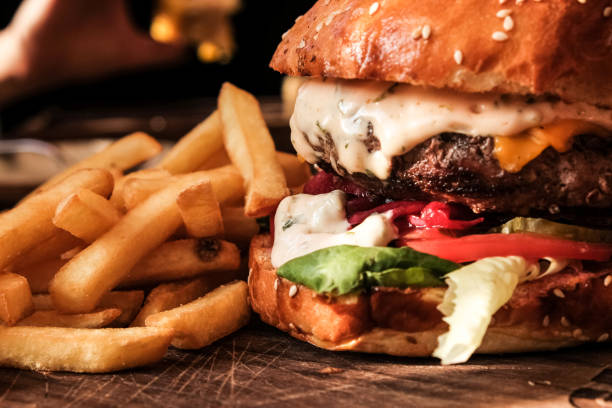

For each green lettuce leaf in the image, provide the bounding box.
[277,245,460,295]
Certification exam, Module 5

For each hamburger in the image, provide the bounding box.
[249,0,612,364]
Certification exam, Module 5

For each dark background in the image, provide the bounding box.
[0,0,314,135]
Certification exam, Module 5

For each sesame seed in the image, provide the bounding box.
[297,39,306,49]
[577,0,586,4]
[496,9,512,18]
[499,0,507,3]
[288,322,296,330]
[597,333,610,342]
[316,22,323,32]
[605,6,612,17]
[422,25,432,40]
[604,275,612,287]
[274,278,279,291]
[528,381,535,386]
[561,316,571,327]
[516,0,524,4]
[492,31,509,41]
[503,16,514,31]
[411,26,422,39]
[369,2,379,15]
[453,50,463,65]
[289,284,298,297]
[553,288,565,298]
[542,315,550,327]
[572,328,583,338]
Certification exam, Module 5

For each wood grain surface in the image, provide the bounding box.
[0,319,610,408]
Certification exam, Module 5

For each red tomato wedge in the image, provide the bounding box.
[400,233,612,263]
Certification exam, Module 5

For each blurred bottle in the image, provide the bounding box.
[150,0,241,63]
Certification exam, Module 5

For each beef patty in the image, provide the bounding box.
[315,133,612,214]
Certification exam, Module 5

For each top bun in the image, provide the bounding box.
[270,0,612,107]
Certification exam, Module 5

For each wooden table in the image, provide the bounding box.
[0,319,610,407]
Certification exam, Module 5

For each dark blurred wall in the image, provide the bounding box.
[0,0,314,132]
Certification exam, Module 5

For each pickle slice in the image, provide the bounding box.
[491,217,612,243]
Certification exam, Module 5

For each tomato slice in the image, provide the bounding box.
[400,233,612,263]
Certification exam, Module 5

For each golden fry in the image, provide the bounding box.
[199,149,311,188]
[22,132,160,201]
[0,169,113,270]
[177,181,224,238]
[50,174,217,313]
[109,168,170,211]
[14,258,66,294]
[121,239,240,287]
[122,165,244,210]
[0,326,174,373]
[221,206,260,245]
[131,274,232,327]
[276,151,311,187]
[218,82,289,217]
[53,189,121,243]
[17,309,121,329]
[145,281,249,349]
[32,291,144,327]
[158,110,224,174]
[0,273,34,325]
[198,147,231,170]
[7,231,82,273]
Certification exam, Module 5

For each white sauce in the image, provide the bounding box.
[290,79,612,179]
[271,190,397,267]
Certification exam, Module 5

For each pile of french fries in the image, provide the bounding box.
[0,83,309,373]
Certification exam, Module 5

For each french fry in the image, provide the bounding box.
[16,309,121,329]
[33,291,144,327]
[218,82,289,217]
[49,174,218,313]
[100,291,145,327]
[0,273,34,325]
[7,231,83,273]
[131,274,232,327]
[14,258,66,294]
[109,168,171,211]
[53,189,121,243]
[221,206,260,245]
[177,181,223,238]
[22,132,161,202]
[199,149,311,188]
[121,239,240,287]
[276,151,311,187]
[122,176,171,211]
[0,169,113,270]
[145,281,249,349]
[198,147,231,170]
[122,165,244,210]
[157,110,224,174]
[0,326,174,372]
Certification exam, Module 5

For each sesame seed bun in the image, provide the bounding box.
[248,235,612,356]
[270,0,612,107]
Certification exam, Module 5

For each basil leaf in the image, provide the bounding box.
[277,245,459,295]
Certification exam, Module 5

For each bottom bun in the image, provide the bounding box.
[248,235,612,357]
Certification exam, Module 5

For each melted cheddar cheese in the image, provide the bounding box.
[493,120,606,173]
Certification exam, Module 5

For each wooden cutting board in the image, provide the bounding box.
[0,319,610,407]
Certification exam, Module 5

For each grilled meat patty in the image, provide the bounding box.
[315,133,612,214]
